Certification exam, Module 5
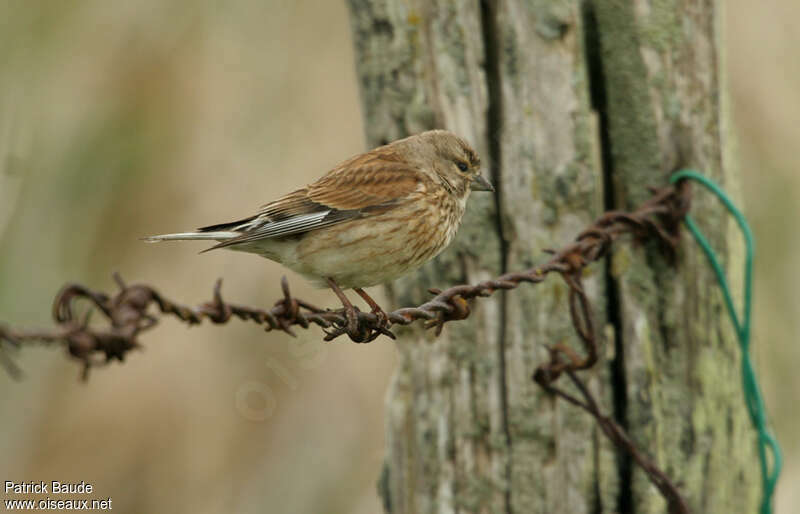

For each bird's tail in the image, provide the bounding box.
[142,231,238,243]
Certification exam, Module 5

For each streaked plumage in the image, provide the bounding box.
[145,130,492,290]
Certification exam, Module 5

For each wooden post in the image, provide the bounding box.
[347,1,759,512]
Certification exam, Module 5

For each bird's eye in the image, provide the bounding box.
[455,160,469,172]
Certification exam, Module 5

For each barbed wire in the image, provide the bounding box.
[0,181,692,512]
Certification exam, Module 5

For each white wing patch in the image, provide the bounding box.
[238,211,332,237]
[214,209,361,249]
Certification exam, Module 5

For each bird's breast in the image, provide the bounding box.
[284,190,467,288]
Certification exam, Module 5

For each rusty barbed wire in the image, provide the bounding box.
[535,369,691,514]
[0,180,692,510]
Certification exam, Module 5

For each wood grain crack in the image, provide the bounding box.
[479,1,513,514]
[582,2,632,512]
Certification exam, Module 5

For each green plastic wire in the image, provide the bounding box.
[670,170,782,514]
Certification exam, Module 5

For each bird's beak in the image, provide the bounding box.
[470,174,495,192]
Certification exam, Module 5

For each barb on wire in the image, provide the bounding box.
[0,181,693,509]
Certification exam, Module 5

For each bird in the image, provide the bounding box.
[144,129,493,335]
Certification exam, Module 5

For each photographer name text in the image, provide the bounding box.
[4,481,112,511]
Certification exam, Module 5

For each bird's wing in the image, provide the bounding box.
[304,150,421,210]
[199,149,422,250]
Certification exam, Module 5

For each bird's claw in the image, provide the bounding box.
[370,305,390,330]
[324,280,396,343]
[322,305,396,343]
[344,304,359,336]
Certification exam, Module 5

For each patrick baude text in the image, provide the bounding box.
[5,481,93,494]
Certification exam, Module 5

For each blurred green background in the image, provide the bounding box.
[0,1,797,512]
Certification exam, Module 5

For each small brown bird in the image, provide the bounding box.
[145,130,493,327]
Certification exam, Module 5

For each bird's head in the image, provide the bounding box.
[403,130,494,199]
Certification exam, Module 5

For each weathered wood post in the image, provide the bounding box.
[347,1,760,512]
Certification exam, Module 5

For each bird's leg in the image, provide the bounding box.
[354,288,389,328]
[326,278,359,335]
